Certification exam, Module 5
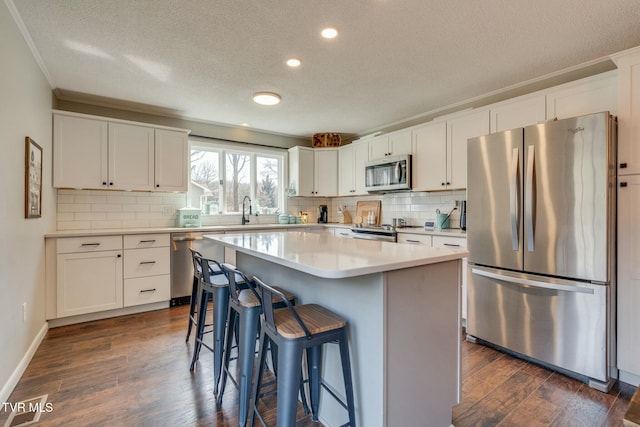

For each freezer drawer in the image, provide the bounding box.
[467,266,610,383]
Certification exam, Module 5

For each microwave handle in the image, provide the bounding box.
[395,161,401,183]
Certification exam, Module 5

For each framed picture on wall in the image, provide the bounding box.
[25,137,42,218]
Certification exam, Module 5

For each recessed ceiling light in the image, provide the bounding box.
[253,92,281,106]
[321,27,338,39]
[286,58,301,67]
[240,123,250,127]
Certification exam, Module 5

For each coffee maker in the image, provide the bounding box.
[318,205,328,223]
[460,200,467,231]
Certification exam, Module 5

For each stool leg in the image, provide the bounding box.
[276,341,304,427]
[249,329,269,427]
[338,331,357,427]
[306,345,323,421]
[186,275,199,342]
[190,290,209,371]
[213,286,229,394]
[217,305,236,403]
[237,306,260,427]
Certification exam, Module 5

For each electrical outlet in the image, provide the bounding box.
[22,302,27,322]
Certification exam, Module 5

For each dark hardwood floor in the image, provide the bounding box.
[0,305,635,426]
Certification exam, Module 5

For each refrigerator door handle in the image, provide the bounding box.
[471,268,595,294]
[509,148,520,251]
[525,145,535,252]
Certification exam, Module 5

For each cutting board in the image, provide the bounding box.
[355,200,381,225]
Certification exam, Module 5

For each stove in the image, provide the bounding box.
[350,225,398,242]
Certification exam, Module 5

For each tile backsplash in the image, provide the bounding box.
[56,189,466,230]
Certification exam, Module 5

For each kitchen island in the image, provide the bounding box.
[205,230,467,427]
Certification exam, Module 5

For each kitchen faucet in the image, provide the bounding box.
[242,196,252,225]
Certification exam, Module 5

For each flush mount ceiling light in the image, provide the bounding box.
[253,92,281,106]
[321,27,338,39]
[286,58,301,67]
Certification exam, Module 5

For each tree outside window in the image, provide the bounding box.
[189,142,283,215]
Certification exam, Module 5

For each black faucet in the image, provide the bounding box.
[242,196,252,225]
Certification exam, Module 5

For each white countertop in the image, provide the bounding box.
[206,230,468,279]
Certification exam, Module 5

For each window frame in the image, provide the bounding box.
[188,138,287,216]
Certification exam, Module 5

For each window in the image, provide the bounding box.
[189,140,285,215]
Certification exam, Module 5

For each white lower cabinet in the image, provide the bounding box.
[432,236,468,321]
[56,236,124,318]
[399,233,468,320]
[54,234,171,319]
[123,234,171,307]
[397,234,431,245]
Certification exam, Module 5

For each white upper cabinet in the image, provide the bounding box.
[369,129,412,160]
[490,93,546,133]
[413,109,489,191]
[613,47,640,175]
[53,114,109,189]
[339,140,369,196]
[154,129,189,191]
[288,146,338,197]
[53,111,190,192]
[313,148,339,197]
[447,109,490,190]
[545,71,617,120]
[288,146,314,196]
[412,120,447,191]
[108,122,155,191]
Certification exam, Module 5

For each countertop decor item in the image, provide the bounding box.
[312,132,341,147]
[355,200,381,225]
[25,136,42,219]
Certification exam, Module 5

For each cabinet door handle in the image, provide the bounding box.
[140,288,157,293]
[81,243,101,246]
[156,184,160,188]
[109,182,114,186]
[620,162,628,169]
[406,239,421,243]
[621,182,628,187]
[117,254,122,258]
[139,261,157,265]
[443,243,461,247]
[102,181,107,186]
[139,239,156,243]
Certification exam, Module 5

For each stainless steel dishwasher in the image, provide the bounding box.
[170,231,224,306]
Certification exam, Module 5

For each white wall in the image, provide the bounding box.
[0,1,55,401]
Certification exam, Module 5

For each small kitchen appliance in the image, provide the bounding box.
[460,201,467,231]
[318,205,328,223]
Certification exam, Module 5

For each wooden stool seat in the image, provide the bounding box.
[274,304,346,338]
[237,287,296,308]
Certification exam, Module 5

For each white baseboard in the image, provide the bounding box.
[47,301,169,328]
[0,322,49,403]
[619,369,640,387]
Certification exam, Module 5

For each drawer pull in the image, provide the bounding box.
[406,239,421,243]
[139,261,157,265]
[443,243,461,247]
[139,239,156,243]
[81,243,101,246]
[140,288,157,293]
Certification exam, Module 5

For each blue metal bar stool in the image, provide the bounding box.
[217,265,300,427]
[185,248,222,342]
[189,255,244,395]
[249,276,356,427]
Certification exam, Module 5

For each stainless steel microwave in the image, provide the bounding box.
[365,154,411,192]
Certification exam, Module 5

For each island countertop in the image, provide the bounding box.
[205,230,468,279]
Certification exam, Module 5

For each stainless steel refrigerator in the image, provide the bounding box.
[466,112,617,391]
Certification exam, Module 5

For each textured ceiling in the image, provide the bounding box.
[9,0,640,138]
